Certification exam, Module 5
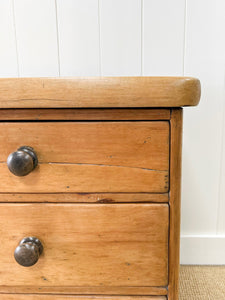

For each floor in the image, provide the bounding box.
[179,265,225,300]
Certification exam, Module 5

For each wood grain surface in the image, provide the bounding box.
[0,203,168,289]
[0,295,167,300]
[0,122,169,169]
[0,108,171,121]
[0,77,200,108]
[0,286,167,296]
[0,193,169,203]
[168,109,183,300]
[0,122,169,193]
[0,164,168,193]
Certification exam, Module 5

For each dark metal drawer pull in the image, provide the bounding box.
[7,146,38,176]
[14,237,43,267]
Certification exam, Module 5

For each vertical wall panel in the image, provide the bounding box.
[56,0,100,76]
[181,0,225,234]
[100,0,141,76]
[14,0,59,77]
[0,0,18,77]
[218,108,225,234]
[143,0,185,76]
[217,0,225,234]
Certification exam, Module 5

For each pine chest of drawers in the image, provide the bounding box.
[0,77,200,300]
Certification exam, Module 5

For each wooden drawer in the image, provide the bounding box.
[0,121,169,193]
[0,77,201,300]
[0,296,167,300]
[0,203,168,291]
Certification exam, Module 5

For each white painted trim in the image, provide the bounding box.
[216,0,225,235]
[180,235,225,265]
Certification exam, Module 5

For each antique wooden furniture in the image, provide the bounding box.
[0,77,201,300]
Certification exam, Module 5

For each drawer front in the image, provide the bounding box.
[0,203,168,288]
[0,122,169,193]
[0,296,167,300]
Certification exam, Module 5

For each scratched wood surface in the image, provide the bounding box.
[0,193,169,203]
[0,77,200,108]
[0,295,167,300]
[0,203,168,288]
[0,122,169,193]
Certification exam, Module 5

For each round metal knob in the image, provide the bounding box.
[14,237,43,267]
[7,146,38,176]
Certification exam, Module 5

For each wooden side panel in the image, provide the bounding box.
[0,295,167,300]
[0,122,169,193]
[0,204,168,288]
[168,109,183,300]
[0,77,201,108]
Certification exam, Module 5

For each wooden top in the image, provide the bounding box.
[0,77,200,108]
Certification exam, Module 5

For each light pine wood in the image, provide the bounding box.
[0,77,200,299]
[0,122,169,169]
[0,286,167,296]
[0,108,171,121]
[0,122,169,193]
[0,295,167,300]
[0,193,169,203]
[0,77,200,108]
[0,203,168,289]
[168,109,183,300]
[0,164,168,193]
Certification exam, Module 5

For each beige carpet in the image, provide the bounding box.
[179,265,225,300]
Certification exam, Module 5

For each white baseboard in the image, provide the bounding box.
[180,235,225,265]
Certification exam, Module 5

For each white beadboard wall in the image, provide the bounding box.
[0,0,225,264]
